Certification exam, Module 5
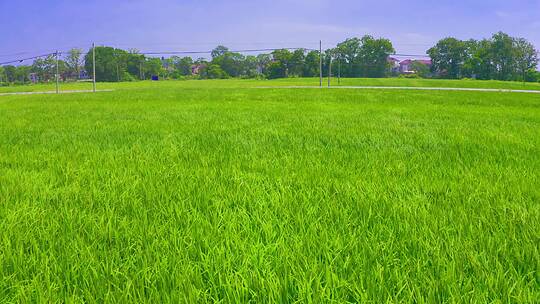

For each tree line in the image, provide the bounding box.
[428,32,538,81]
[1,32,538,85]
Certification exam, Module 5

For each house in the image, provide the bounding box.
[387,57,400,74]
[399,59,432,74]
[191,64,205,75]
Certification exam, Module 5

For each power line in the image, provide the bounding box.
[0,53,56,66]
[140,47,318,56]
[0,47,434,67]
[392,53,430,58]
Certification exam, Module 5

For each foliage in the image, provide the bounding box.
[265,61,287,79]
[410,61,431,78]
[32,55,59,82]
[3,32,537,84]
[429,32,539,81]
[0,80,539,302]
[171,56,194,76]
[84,47,126,82]
[428,38,467,79]
[303,51,320,77]
[333,36,395,78]
[65,48,84,79]
[200,64,229,79]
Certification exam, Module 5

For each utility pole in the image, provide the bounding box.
[92,43,96,93]
[319,40,323,88]
[55,51,59,94]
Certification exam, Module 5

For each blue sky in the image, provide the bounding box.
[1,0,539,61]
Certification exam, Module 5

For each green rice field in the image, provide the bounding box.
[0,79,539,302]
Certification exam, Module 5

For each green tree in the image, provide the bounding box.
[243,55,260,78]
[289,49,306,77]
[462,39,493,80]
[357,36,395,78]
[212,51,245,77]
[3,65,18,83]
[65,48,83,80]
[513,37,538,81]
[84,47,130,82]
[143,58,165,79]
[490,32,516,80]
[335,38,361,77]
[410,61,431,78]
[0,66,3,84]
[211,45,229,59]
[270,49,293,78]
[334,36,394,77]
[200,64,228,79]
[303,50,320,77]
[32,54,57,82]
[265,61,287,79]
[428,37,467,79]
[256,54,272,76]
[172,56,194,76]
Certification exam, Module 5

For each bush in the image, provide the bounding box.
[122,72,136,82]
[200,64,229,79]
[398,73,421,79]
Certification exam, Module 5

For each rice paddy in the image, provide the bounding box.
[0,79,539,303]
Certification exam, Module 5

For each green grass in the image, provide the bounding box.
[0,80,539,303]
[1,77,540,93]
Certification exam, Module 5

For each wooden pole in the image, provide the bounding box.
[319,41,323,88]
[55,51,59,94]
[92,43,96,93]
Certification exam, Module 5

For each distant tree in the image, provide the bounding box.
[513,37,538,81]
[0,66,5,84]
[410,61,431,78]
[84,47,130,82]
[212,51,245,77]
[271,49,293,77]
[303,50,320,77]
[256,54,272,75]
[322,49,335,76]
[32,54,57,82]
[243,55,260,78]
[3,65,18,83]
[16,65,32,83]
[65,48,83,80]
[211,45,229,59]
[143,58,164,79]
[289,49,306,77]
[462,39,493,79]
[265,61,287,79]
[334,36,394,77]
[335,38,361,77]
[173,56,194,76]
[428,37,467,79]
[490,32,516,80]
[200,64,228,79]
[357,36,395,78]
[125,53,145,80]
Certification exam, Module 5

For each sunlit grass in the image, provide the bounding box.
[0,81,539,302]
[1,77,540,93]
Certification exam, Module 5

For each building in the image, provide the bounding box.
[399,59,432,74]
[387,57,400,74]
[191,64,205,75]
